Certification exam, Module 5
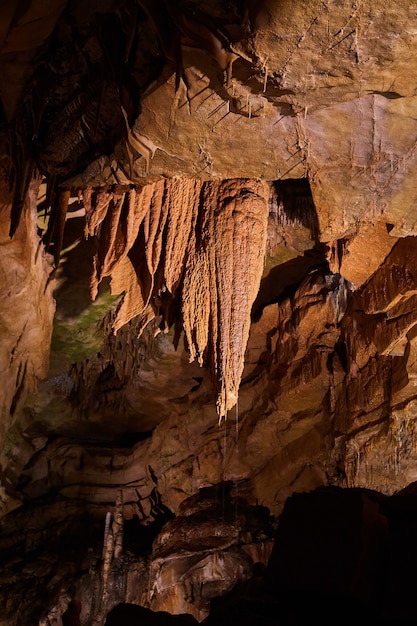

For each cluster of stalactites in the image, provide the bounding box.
[83,178,269,420]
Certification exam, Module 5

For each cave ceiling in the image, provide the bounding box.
[2,0,417,624]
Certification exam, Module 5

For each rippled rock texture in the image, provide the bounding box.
[2,0,417,624]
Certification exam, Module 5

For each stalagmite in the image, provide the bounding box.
[112,491,124,560]
[100,511,113,613]
[93,492,124,625]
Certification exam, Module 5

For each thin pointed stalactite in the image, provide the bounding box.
[84,178,269,419]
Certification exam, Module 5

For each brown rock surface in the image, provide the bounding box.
[2,1,417,624]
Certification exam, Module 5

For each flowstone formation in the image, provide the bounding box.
[85,177,269,419]
[2,0,417,624]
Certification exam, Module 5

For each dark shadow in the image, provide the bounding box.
[62,599,82,626]
[252,178,325,320]
[270,178,320,240]
[207,485,417,625]
[252,244,328,321]
[105,604,198,625]
[51,214,100,319]
[124,508,173,557]
[49,209,115,323]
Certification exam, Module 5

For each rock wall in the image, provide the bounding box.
[0,177,55,517]
[2,0,417,624]
[2,173,417,624]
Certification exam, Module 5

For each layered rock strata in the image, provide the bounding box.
[2,0,417,624]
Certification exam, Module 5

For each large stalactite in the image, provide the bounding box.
[84,177,269,419]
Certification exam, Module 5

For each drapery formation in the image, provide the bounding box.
[84,178,269,419]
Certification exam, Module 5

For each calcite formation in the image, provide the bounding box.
[85,177,269,418]
[2,0,417,624]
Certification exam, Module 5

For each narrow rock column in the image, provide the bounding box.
[93,492,124,625]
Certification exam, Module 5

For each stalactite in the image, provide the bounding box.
[91,192,126,289]
[142,180,168,290]
[86,178,269,419]
[84,188,114,239]
[163,179,201,293]
[110,257,152,334]
[182,251,211,366]
[182,179,270,419]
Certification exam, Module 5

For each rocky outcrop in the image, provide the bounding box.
[0,177,55,516]
[148,485,273,621]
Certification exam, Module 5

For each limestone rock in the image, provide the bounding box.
[2,1,417,624]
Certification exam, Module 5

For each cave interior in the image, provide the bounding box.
[2,0,417,624]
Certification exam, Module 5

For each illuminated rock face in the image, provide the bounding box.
[2,0,417,624]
